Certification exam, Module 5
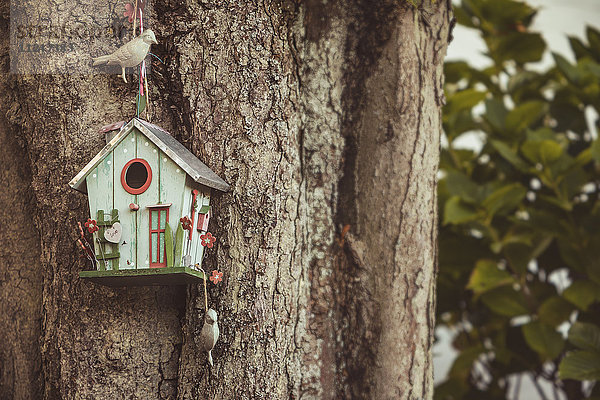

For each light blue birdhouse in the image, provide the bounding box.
[69,118,229,286]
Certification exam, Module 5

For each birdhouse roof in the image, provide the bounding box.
[69,118,230,193]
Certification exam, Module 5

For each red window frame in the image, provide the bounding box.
[189,190,199,240]
[149,206,169,268]
[197,210,210,232]
[121,158,152,195]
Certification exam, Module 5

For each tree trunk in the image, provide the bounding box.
[0,0,451,398]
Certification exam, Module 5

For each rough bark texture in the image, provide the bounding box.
[0,2,42,398]
[0,0,450,398]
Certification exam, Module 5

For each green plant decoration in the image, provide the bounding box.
[174,222,184,268]
[165,222,174,268]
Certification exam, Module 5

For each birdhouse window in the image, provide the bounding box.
[197,206,211,232]
[149,206,169,268]
[121,158,152,194]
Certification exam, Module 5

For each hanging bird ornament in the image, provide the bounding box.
[200,308,220,367]
[92,30,157,83]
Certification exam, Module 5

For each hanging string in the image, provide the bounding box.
[148,53,164,64]
[132,0,150,119]
[199,244,209,312]
[95,236,107,268]
[203,271,208,313]
[139,5,150,119]
[132,0,138,37]
[195,263,209,312]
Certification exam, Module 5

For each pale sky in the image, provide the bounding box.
[446,0,600,67]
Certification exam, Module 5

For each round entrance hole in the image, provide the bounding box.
[121,158,152,194]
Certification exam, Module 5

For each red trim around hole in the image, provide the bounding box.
[121,158,152,195]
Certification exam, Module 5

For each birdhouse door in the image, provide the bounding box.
[149,206,169,268]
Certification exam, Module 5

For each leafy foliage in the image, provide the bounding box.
[436,1,600,398]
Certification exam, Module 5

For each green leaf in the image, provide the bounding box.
[563,281,599,311]
[444,112,480,140]
[568,322,600,352]
[449,345,485,380]
[581,58,600,79]
[445,89,487,115]
[445,61,471,83]
[506,101,546,134]
[507,71,539,94]
[559,350,600,381]
[522,321,564,360]
[521,140,563,165]
[467,259,514,294]
[433,378,468,400]
[482,183,527,217]
[558,240,587,271]
[445,171,481,204]
[503,243,533,275]
[490,140,529,171]
[591,139,600,162]
[574,148,592,167]
[569,36,594,61]
[481,286,529,317]
[439,232,490,274]
[443,196,480,225]
[484,98,508,132]
[520,141,541,164]
[538,296,574,327]
[479,0,536,28]
[526,127,557,142]
[553,53,580,83]
[587,26,600,59]
[487,33,546,65]
[550,91,588,132]
[540,140,564,164]
[553,161,585,194]
[454,4,476,28]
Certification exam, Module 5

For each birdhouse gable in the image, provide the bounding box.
[69,118,229,193]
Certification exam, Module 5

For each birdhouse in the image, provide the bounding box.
[69,118,229,286]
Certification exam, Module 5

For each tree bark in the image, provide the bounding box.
[0,3,42,398]
[0,0,451,398]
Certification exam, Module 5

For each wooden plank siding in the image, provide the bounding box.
[158,148,187,267]
[136,129,161,269]
[112,130,138,269]
[192,190,211,268]
[180,177,194,266]
[85,152,114,270]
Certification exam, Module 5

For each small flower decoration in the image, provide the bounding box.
[84,218,99,234]
[123,1,146,23]
[180,216,192,231]
[123,3,135,23]
[209,270,223,284]
[200,232,216,248]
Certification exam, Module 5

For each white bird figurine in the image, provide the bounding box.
[92,30,157,83]
[200,309,220,367]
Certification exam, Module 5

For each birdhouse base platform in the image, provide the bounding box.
[79,267,207,286]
